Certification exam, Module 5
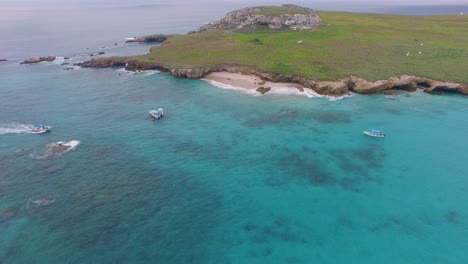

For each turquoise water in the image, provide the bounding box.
[1,61,467,263]
[1,2,468,263]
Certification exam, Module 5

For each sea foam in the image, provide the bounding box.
[204,79,349,101]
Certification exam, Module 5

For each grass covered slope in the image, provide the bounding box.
[133,11,468,83]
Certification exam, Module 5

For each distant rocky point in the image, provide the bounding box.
[0,58,7,62]
[20,56,56,64]
[125,34,168,43]
[195,4,321,32]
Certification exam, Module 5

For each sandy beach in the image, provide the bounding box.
[203,72,305,91]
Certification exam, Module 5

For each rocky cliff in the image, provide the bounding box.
[196,4,322,32]
[76,58,467,96]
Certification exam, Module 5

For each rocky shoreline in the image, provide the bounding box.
[76,57,468,96]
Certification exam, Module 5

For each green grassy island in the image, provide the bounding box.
[80,5,468,96]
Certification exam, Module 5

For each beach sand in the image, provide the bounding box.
[203,72,304,91]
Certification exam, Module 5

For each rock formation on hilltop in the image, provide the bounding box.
[196,4,322,32]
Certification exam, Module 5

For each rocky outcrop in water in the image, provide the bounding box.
[20,56,56,64]
[77,58,128,68]
[256,87,271,94]
[77,57,467,96]
[196,4,322,32]
[125,35,168,43]
[0,59,7,62]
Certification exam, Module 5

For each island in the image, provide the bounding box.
[77,4,468,96]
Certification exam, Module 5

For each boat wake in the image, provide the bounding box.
[0,123,36,135]
[36,140,80,159]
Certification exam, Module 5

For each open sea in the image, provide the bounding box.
[1,2,467,264]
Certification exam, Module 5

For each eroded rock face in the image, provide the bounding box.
[310,81,349,96]
[346,75,467,95]
[20,56,56,64]
[424,81,468,95]
[197,4,322,32]
[77,57,467,96]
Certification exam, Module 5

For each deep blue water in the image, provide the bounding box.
[1,2,468,264]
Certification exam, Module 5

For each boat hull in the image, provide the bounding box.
[31,126,51,134]
[363,131,385,137]
[149,110,164,120]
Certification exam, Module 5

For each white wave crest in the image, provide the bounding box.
[203,80,349,101]
[202,79,259,95]
[115,68,161,75]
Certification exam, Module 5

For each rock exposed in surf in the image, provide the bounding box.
[0,59,7,62]
[20,56,56,64]
[256,86,271,94]
[51,144,71,154]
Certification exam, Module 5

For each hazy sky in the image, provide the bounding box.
[2,0,467,7]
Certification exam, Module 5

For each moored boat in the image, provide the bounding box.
[149,108,164,120]
[363,129,385,138]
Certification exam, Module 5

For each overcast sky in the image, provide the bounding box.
[2,0,467,6]
[1,0,466,12]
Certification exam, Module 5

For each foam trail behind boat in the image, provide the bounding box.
[0,123,35,135]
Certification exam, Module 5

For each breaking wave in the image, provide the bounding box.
[203,79,351,101]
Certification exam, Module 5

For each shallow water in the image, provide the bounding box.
[1,3,468,264]
[1,60,467,263]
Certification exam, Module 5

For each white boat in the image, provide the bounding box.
[149,108,164,120]
[31,124,51,134]
[363,129,385,138]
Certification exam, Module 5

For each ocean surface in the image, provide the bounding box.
[1,2,468,264]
